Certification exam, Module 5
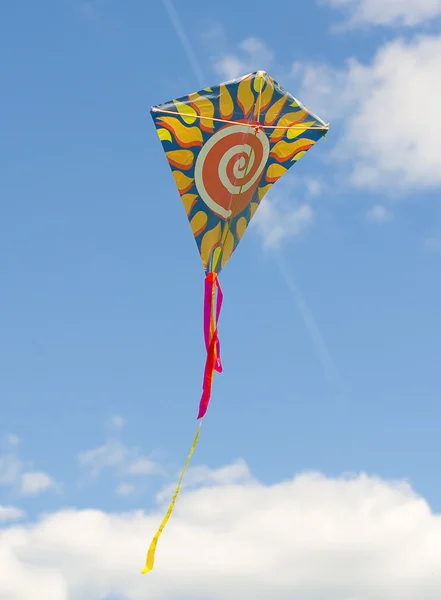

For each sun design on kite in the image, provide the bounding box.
[152,70,327,274]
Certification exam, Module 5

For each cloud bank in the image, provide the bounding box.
[1,467,440,599]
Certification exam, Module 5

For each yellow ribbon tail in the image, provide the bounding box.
[141,419,203,574]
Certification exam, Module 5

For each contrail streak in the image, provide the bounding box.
[276,255,344,396]
[161,0,205,89]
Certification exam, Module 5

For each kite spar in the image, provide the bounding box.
[143,70,329,573]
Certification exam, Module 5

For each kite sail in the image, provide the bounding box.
[143,70,328,573]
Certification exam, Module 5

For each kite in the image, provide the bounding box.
[142,70,329,573]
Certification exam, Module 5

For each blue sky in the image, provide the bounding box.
[1,1,441,598]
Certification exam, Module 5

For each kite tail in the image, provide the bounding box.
[142,272,223,574]
[141,419,202,574]
[198,272,223,419]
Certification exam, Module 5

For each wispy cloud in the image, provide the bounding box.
[0,505,26,523]
[254,198,314,249]
[78,440,127,477]
[78,416,165,495]
[127,457,161,476]
[323,0,441,27]
[20,472,57,496]
[3,434,20,448]
[115,482,135,497]
[0,455,22,487]
[366,204,392,223]
[304,176,324,198]
[78,439,164,482]
[156,458,253,503]
[0,443,58,497]
[106,414,125,431]
[251,174,326,249]
[214,36,274,80]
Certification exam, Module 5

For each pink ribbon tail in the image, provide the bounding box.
[197,272,223,419]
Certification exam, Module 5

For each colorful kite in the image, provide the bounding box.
[143,70,329,573]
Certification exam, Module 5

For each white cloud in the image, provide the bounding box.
[304,176,324,198]
[324,0,441,27]
[107,414,125,430]
[0,507,25,523]
[78,439,164,482]
[214,36,274,80]
[0,455,22,487]
[127,457,163,476]
[366,204,393,222]
[0,439,57,497]
[79,440,128,477]
[156,459,252,503]
[207,31,439,238]
[296,33,441,191]
[183,458,251,487]
[1,467,441,599]
[253,196,314,249]
[115,483,135,497]
[20,472,57,497]
[3,434,20,448]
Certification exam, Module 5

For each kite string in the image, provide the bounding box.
[151,107,329,131]
[141,419,203,574]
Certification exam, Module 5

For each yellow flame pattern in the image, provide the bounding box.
[258,184,272,201]
[236,216,247,241]
[182,193,198,216]
[173,170,194,194]
[166,149,194,171]
[270,139,313,162]
[200,222,222,269]
[158,117,203,147]
[189,93,215,133]
[220,230,235,269]
[173,100,197,125]
[250,202,259,218]
[258,77,275,113]
[190,211,208,237]
[264,94,288,125]
[219,84,234,120]
[266,163,287,182]
[157,128,172,143]
[237,75,255,118]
